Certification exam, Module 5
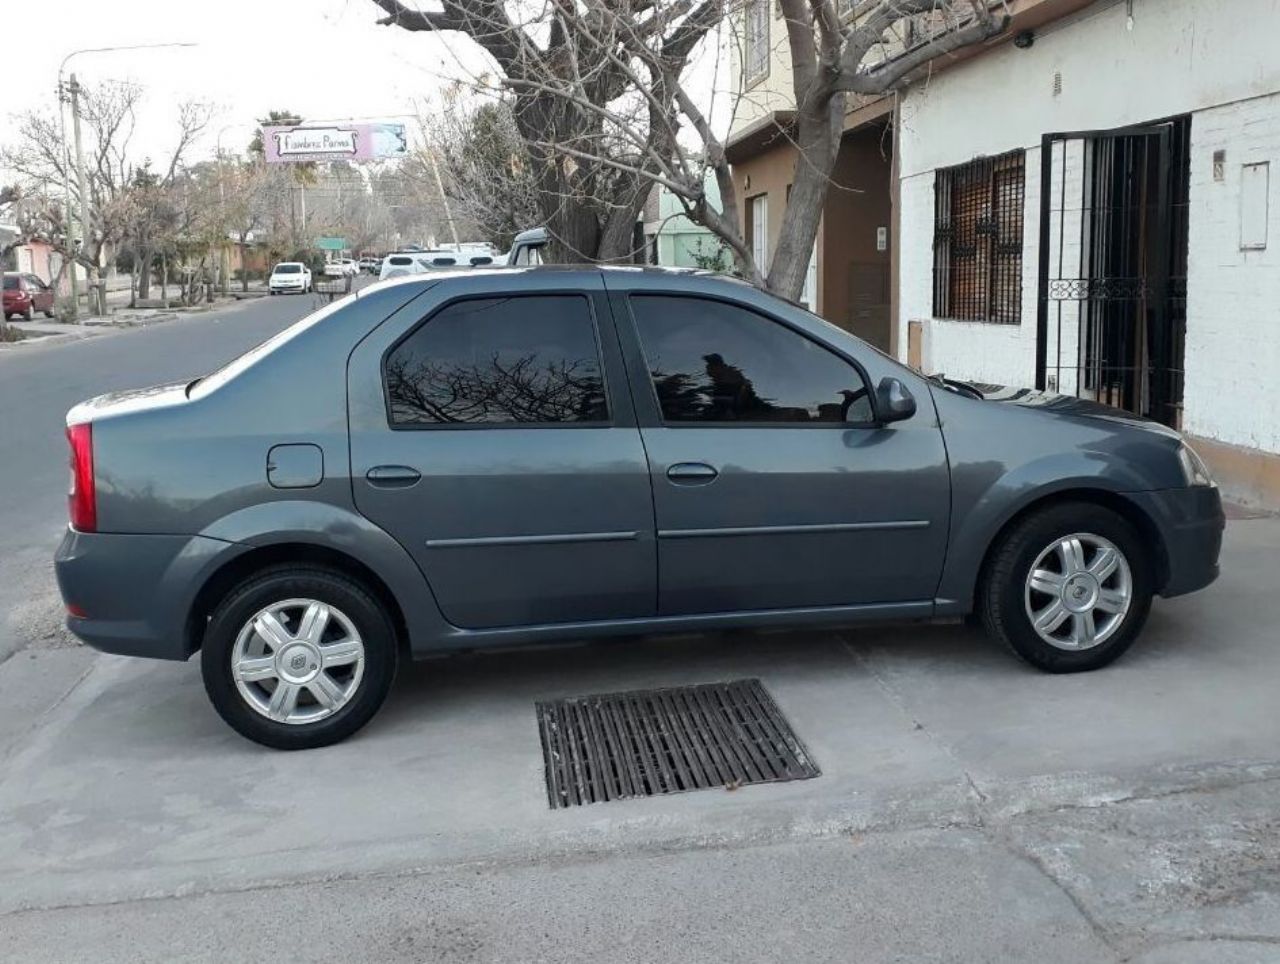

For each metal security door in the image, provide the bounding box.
[1036,117,1190,427]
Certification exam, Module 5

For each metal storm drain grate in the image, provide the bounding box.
[536,679,820,809]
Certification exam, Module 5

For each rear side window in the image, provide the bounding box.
[385,295,608,426]
[2,276,17,290]
[630,295,873,424]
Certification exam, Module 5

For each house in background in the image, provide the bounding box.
[725,0,1280,506]
[641,175,729,270]
[726,0,897,344]
[895,0,1280,505]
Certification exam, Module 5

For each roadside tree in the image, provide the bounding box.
[373,0,1007,299]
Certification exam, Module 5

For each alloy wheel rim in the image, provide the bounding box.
[1023,532,1133,651]
[231,598,365,725]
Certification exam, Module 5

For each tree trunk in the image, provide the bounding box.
[766,94,845,301]
[513,94,604,263]
[240,239,250,292]
[137,246,152,300]
[160,256,168,301]
[597,174,652,263]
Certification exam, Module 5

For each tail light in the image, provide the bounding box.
[67,422,97,532]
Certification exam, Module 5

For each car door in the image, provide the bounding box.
[347,274,656,630]
[25,275,53,314]
[609,285,951,616]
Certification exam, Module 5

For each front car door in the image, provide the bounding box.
[605,277,951,616]
[347,272,655,629]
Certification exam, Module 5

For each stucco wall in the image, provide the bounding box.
[896,0,1280,455]
[1183,91,1280,452]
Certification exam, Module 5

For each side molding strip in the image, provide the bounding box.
[426,530,640,549]
[658,520,930,539]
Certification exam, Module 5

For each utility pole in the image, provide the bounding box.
[56,76,79,320]
[69,74,95,316]
[427,148,461,249]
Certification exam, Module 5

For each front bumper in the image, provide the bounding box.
[1125,486,1225,597]
[55,528,242,660]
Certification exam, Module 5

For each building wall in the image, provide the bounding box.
[1183,91,1280,452]
[731,138,798,280]
[897,0,1280,460]
[728,1,796,138]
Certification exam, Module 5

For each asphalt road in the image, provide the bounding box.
[0,293,317,664]
[1,292,1278,962]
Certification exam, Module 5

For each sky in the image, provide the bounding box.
[0,0,733,175]
[0,0,494,166]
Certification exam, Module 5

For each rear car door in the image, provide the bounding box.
[609,285,951,616]
[347,273,656,629]
[25,275,53,314]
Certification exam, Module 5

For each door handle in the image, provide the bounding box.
[666,462,718,485]
[366,465,422,488]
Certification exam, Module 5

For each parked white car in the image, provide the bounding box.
[378,250,460,281]
[267,262,312,295]
[324,258,358,278]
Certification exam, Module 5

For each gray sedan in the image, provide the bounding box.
[55,268,1223,749]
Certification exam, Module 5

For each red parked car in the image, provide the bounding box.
[3,272,56,321]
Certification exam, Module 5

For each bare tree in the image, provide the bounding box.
[372,0,723,263]
[221,159,272,292]
[371,0,1006,298]
[0,82,212,311]
[429,90,540,249]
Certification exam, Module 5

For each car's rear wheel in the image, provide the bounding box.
[22,305,33,321]
[978,502,1153,672]
[201,566,398,749]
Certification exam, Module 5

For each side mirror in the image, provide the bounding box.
[875,376,917,424]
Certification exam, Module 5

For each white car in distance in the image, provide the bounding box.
[324,258,358,278]
[267,262,312,295]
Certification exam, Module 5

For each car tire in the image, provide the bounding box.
[978,502,1153,673]
[43,309,55,318]
[22,305,33,321]
[201,566,399,749]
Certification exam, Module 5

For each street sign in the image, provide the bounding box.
[316,237,346,251]
[263,123,409,163]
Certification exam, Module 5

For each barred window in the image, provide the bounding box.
[933,150,1025,324]
[744,0,769,84]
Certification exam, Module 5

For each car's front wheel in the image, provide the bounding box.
[201,566,399,749]
[978,502,1153,672]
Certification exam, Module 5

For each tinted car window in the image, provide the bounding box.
[2,276,17,290]
[386,295,608,425]
[630,295,873,424]
[275,264,301,274]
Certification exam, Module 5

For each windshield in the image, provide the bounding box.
[274,264,302,274]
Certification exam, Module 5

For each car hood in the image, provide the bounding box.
[955,381,1181,438]
[67,382,191,425]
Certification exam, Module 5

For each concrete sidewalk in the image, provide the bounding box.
[0,517,1277,961]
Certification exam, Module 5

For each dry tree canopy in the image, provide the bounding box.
[374,0,1006,294]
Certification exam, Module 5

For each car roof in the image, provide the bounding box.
[365,264,752,299]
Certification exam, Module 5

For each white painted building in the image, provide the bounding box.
[896,0,1280,503]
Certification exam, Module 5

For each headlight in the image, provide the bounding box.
[1177,443,1216,488]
